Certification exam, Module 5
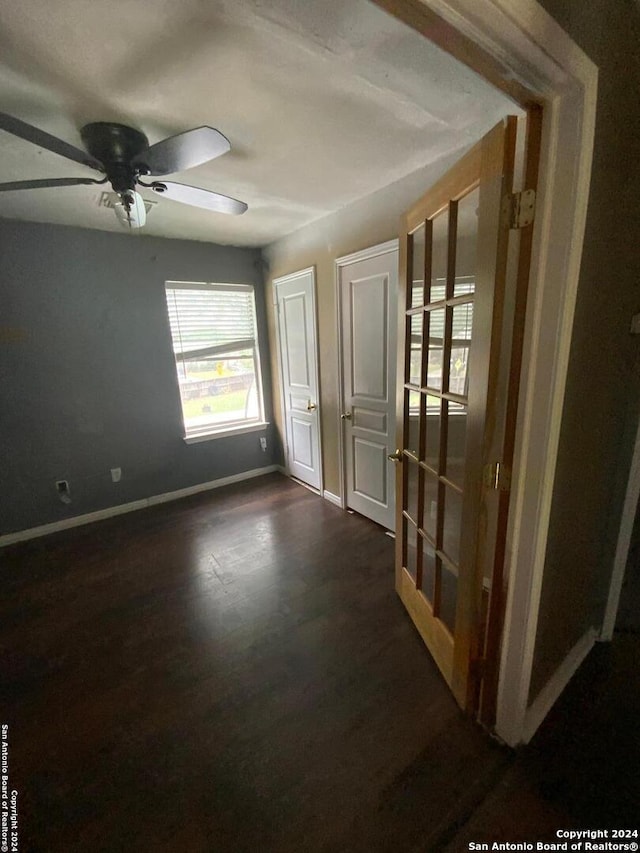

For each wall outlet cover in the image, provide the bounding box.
[56,480,71,504]
[111,467,122,483]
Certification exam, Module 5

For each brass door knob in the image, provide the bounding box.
[341,412,352,420]
[387,449,402,462]
[307,401,317,411]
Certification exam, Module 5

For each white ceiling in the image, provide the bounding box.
[0,0,515,247]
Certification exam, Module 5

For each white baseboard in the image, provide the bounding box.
[323,490,343,508]
[522,626,597,744]
[276,465,288,475]
[0,465,280,548]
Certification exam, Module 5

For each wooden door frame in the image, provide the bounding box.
[371,0,598,746]
[335,239,400,512]
[272,266,324,496]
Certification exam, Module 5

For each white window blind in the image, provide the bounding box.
[165,282,265,438]
[409,276,475,407]
[166,283,257,360]
[424,302,474,344]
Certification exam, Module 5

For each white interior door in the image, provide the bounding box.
[338,243,398,529]
[274,268,322,491]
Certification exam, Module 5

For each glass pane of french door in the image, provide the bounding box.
[402,185,480,637]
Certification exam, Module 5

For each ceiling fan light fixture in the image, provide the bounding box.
[113,191,147,230]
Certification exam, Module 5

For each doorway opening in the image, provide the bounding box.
[267,0,596,745]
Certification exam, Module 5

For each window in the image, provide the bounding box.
[165,282,266,440]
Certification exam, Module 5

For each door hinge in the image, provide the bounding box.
[483,462,511,492]
[502,189,536,229]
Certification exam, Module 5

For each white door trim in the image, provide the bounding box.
[522,627,598,744]
[335,239,400,512]
[273,266,324,495]
[601,414,640,641]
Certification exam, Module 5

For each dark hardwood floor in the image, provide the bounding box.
[1,473,637,851]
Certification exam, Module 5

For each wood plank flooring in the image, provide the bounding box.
[1,473,637,851]
[1,474,508,851]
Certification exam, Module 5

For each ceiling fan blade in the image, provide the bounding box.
[133,127,231,176]
[0,112,103,171]
[149,181,247,215]
[0,177,106,192]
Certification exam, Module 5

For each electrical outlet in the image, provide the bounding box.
[56,480,71,504]
[259,437,267,451]
[111,467,122,483]
[430,500,438,520]
[631,313,640,335]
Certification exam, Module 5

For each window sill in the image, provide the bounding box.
[183,422,270,444]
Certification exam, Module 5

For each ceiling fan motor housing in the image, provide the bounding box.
[80,122,149,193]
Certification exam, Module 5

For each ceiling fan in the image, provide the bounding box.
[0,112,248,229]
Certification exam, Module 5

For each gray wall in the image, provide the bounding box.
[0,219,276,535]
[529,1,640,698]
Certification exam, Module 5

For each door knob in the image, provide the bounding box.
[341,412,352,420]
[307,401,317,411]
[387,449,402,462]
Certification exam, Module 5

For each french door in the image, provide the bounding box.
[393,116,521,712]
